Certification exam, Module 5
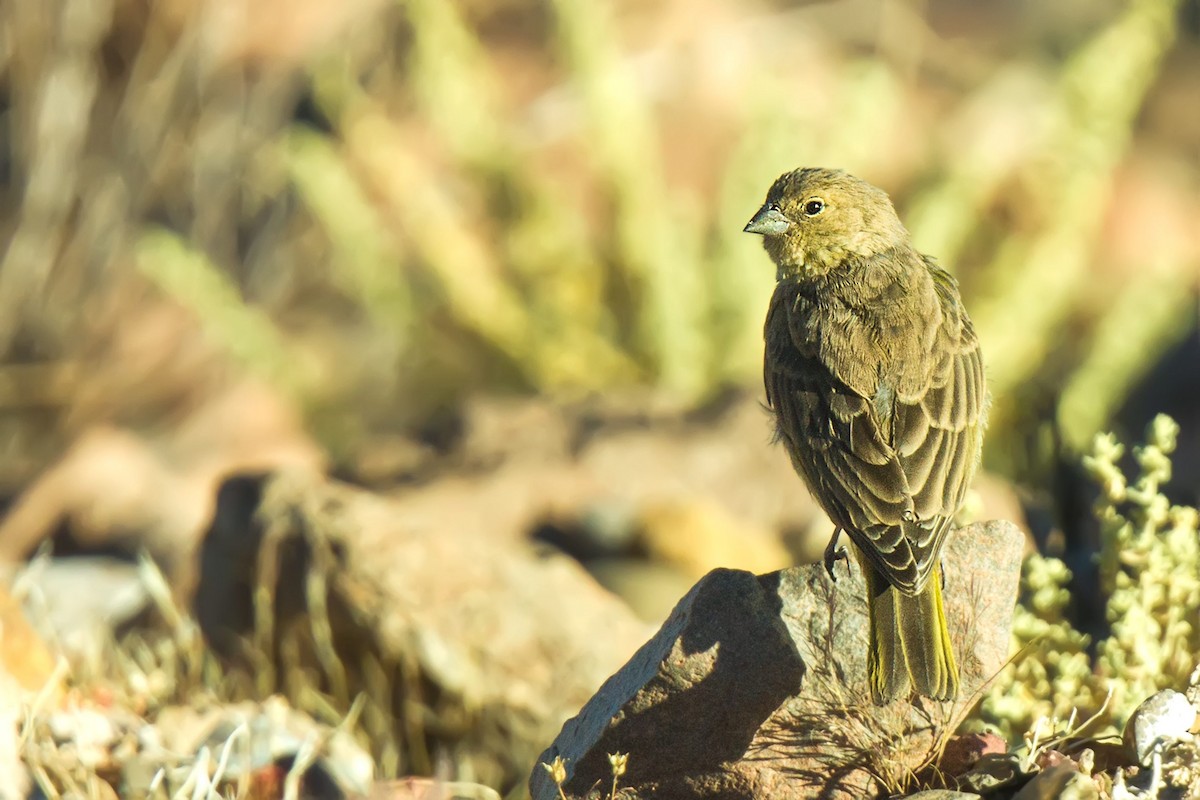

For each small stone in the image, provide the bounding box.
[957,753,1025,794]
[1123,688,1197,766]
[1011,762,1098,800]
[47,707,120,769]
[939,733,1008,777]
[637,500,791,581]
[13,557,148,661]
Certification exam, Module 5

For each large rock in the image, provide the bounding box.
[531,520,1024,800]
[192,472,651,791]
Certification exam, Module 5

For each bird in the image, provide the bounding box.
[744,167,987,703]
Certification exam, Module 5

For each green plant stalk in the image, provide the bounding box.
[547,0,707,396]
[906,66,1054,264]
[309,71,532,386]
[316,25,635,393]
[285,126,413,346]
[971,0,1181,413]
[341,108,536,376]
[403,0,613,365]
[1056,267,1197,449]
[708,95,800,384]
[134,228,316,399]
[404,0,504,165]
[312,65,535,372]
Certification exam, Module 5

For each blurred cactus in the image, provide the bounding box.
[135,229,317,397]
[2,0,1191,465]
[1090,415,1200,718]
[984,415,1200,738]
[1056,269,1198,450]
[966,0,1185,453]
[980,552,1093,738]
[547,0,708,395]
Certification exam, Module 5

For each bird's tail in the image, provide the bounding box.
[866,563,958,703]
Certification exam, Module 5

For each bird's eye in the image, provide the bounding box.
[803,199,825,216]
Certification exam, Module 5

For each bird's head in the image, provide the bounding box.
[743,168,909,279]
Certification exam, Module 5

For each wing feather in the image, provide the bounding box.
[764,265,986,596]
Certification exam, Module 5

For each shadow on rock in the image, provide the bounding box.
[531,520,1025,800]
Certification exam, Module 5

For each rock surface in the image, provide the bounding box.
[1123,688,1198,766]
[192,472,651,790]
[530,519,1025,800]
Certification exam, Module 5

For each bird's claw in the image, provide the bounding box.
[823,529,848,582]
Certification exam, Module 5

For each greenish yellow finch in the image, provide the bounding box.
[745,168,987,703]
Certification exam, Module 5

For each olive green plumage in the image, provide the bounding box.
[745,168,987,703]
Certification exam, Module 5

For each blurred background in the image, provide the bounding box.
[1,0,1199,794]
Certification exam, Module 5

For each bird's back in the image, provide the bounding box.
[764,249,986,595]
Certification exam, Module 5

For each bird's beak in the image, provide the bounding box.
[743,205,790,236]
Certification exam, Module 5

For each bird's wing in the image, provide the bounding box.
[886,276,986,591]
[765,274,985,594]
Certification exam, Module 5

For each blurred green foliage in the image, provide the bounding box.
[983,414,1200,740]
[1,1,1198,788]
[1,0,1194,477]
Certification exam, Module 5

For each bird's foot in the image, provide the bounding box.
[823,528,848,581]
